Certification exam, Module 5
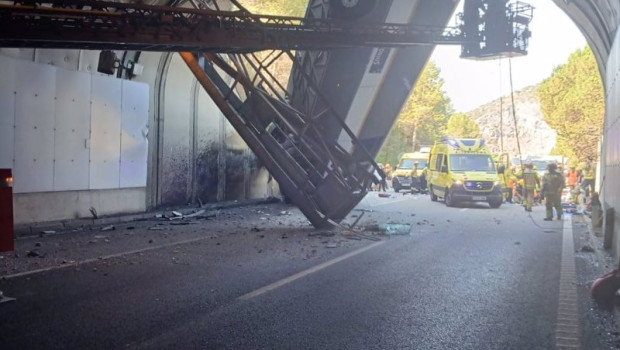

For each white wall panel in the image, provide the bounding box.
[78,50,105,74]
[35,49,80,71]
[54,69,92,191]
[0,56,16,169]
[120,80,149,188]
[13,60,56,193]
[90,75,122,189]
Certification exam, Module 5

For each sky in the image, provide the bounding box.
[430,0,588,112]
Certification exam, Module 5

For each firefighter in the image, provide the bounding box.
[542,162,566,221]
[419,162,428,194]
[580,160,596,198]
[566,166,579,189]
[410,161,420,193]
[521,163,540,212]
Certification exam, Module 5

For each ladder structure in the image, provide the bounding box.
[0,0,533,227]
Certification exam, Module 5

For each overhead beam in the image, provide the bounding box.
[0,0,465,52]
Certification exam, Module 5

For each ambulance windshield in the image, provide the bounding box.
[449,154,496,173]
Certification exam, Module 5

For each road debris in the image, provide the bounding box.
[378,223,411,235]
[349,211,365,228]
[26,250,42,258]
[308,231,336,237]
[580,245,595,253]
[100,225,115,232]
[89,206,98,219]
[172,211,183,217]
[40,230,56,235]
[184,209,206,218]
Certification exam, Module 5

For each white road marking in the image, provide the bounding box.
[239,241,385,300]
[555,215,580,349]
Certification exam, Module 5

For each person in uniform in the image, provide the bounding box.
[521,163,540,211]
[541,162,566,221]
[580,160,596,198]
[521,163,540,212]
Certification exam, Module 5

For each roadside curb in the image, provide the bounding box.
[14,197,281,238]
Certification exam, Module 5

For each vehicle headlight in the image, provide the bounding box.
[494,180,501,186]
[453,179,463,186]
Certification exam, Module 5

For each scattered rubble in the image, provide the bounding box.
[308,231,336,237]
[101,225,115,232]
[581,245,595,253]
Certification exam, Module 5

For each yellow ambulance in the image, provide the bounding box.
[392,150,429,192]
[427,138,503,208]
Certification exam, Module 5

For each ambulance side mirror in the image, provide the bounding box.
[497,165,506,174]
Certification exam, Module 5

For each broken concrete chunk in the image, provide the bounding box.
[101,225,115,232]
[41,230,56,235]
[172,211,183,217]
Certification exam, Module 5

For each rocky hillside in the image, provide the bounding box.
[467,85,556,156]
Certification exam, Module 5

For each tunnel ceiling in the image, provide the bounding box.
[552,0,619,79]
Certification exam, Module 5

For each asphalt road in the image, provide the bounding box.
[0,193,618,349]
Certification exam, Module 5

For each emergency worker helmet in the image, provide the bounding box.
[547,162,558,171]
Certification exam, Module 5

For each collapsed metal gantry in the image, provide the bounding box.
[0,0,533,228]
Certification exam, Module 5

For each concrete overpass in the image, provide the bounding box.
[1,0,620,255]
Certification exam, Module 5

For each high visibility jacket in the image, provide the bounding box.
[582,168,595,180]
[542,171,565,194]
[567,170,579,186]
[522,169,540,190]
